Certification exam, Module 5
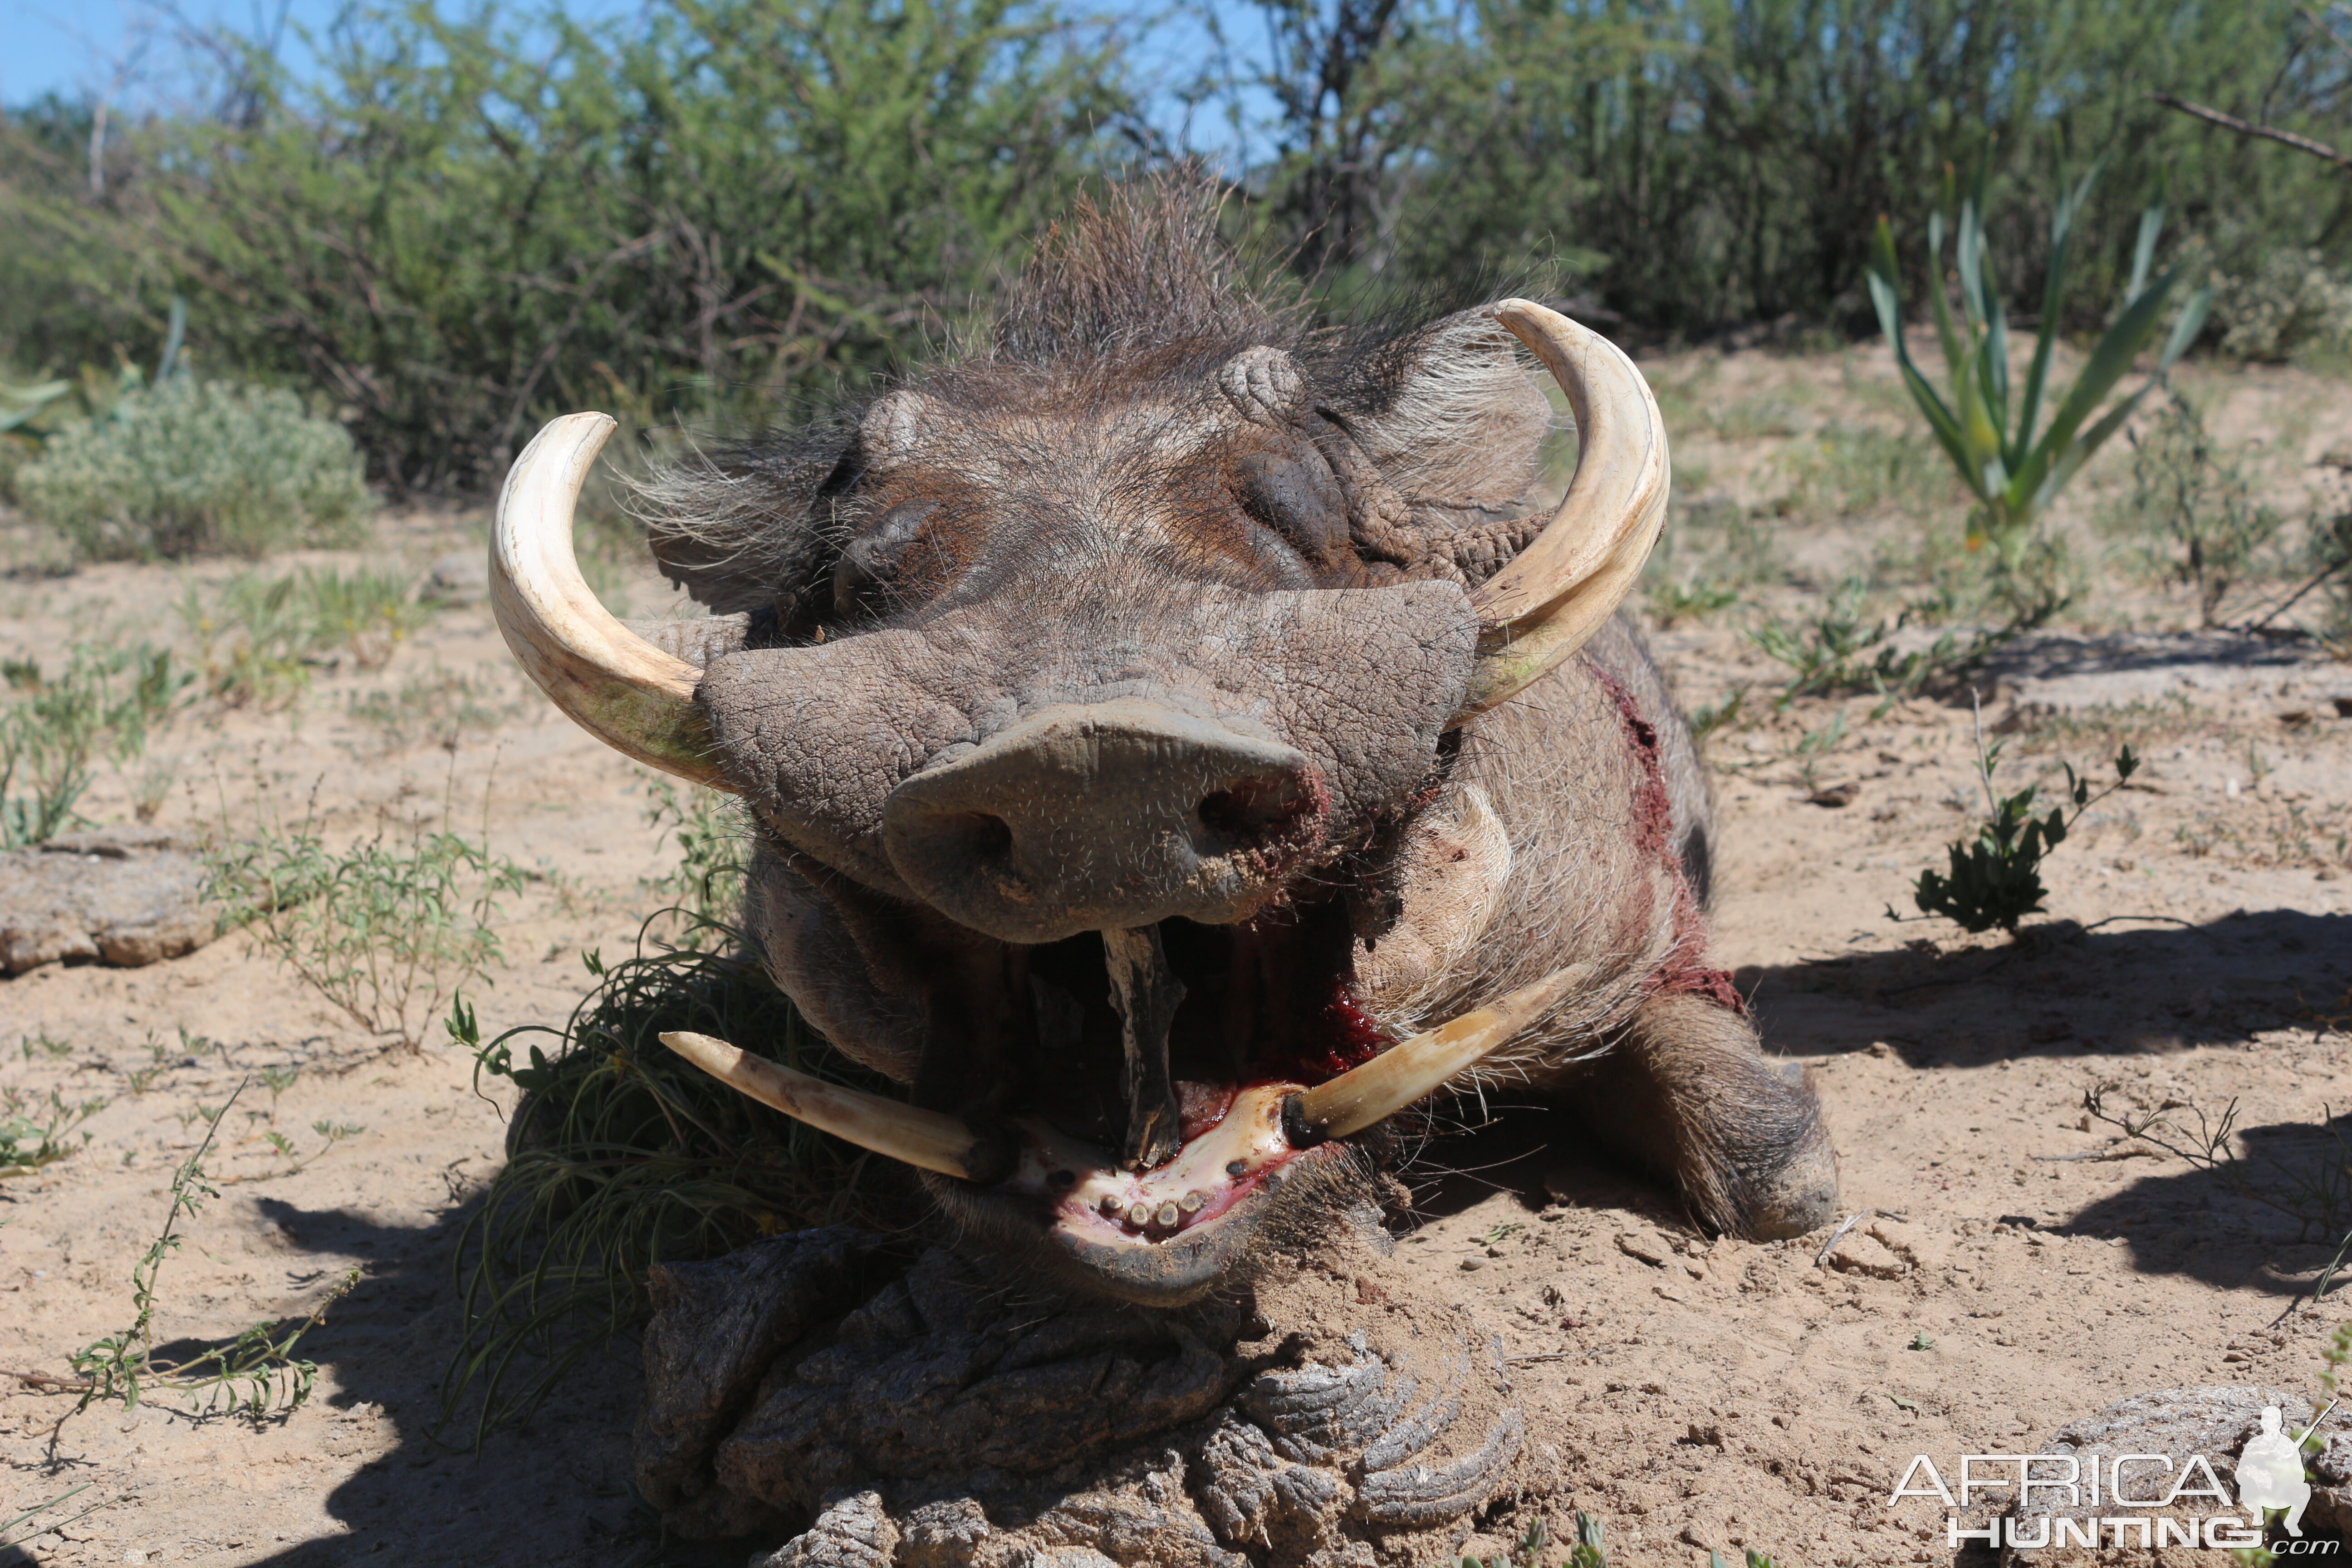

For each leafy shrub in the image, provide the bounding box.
[1909,730,2139,936]
[2211,247,2352,362]
[15,376,371,559]
[204,796,526,1048]
[17,0,1123,492]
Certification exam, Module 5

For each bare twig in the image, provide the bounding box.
[1814,1212,1867,1268]
[2150,91,2352,171]
[1,1367,94,1393]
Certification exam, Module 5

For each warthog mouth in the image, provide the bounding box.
[933,914,1388,1301]
[662,918,1580,1303]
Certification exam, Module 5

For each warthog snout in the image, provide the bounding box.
[882,699,1326,944]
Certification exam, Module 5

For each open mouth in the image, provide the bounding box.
[661,916,1581,1300]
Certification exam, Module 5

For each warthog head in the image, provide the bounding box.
[491,190,1669,1303]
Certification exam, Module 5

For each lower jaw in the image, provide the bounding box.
[928,1087,1351,1304]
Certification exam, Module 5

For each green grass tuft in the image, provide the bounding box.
[436,922,919,1444]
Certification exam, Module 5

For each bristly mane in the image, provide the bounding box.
[989,178,1284,365]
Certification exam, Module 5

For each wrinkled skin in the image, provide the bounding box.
[632,1225,1526,1566]
[630,188,1838,1307]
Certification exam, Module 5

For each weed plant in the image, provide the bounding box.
[345,667,516,755]
[0,1086,107,1173]
[1745,578,1970,707]
[180,568,435,709]
[16,376,371,559]
[638,779,746,945]
[203,785,526,1047]
[0,642,190,846]
[2108,389,2285,626]
[1767,426,1959,523]
[66,1079,358,1416]
[1907,711,2140,935]
[2084,1089,2352,1318]
[438,927,916,1442]
[1640,495,1784,628]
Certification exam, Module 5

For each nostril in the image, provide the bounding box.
[962,812,1014,859]
[919,809,1013,862]
[1197,775,1318,851]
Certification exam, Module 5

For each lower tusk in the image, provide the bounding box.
[658,1030,979,1179]
[1285,964,1592,1144]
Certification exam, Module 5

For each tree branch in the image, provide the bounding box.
[2150,90,2352,171]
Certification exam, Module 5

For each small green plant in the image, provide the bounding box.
[440,931,915,1444]
[1908,1329,1935,1350]
[20,1030,74,1061]
[1906,708,2138,936]
[1769,425,1958,522]
[2110,389,2284,627]
[1688,686,1748,744]
[1644,577,1740,626]
[16,376,372,559]
[640,778,746,945]
[346,666,515,754]
[66,1081,358,1416]
[223,1118,366,1185]
[180,568,435,709]
[1,642,191,846]
[0,1086,107,1173]
[1643,494,1783,628]
[1453,1513,1761,1568]
[1789,709,1849,794]
[1746,578,1965,706]
[204,787,526,1048]
[1867,164,2212,578]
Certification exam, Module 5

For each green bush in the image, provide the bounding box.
[16,376,371,559]
[4,0,1122,493]
[2211,247,2352,362]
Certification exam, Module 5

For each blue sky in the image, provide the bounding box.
[0,0,1262,159]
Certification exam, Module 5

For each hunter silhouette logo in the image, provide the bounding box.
[2238,1402,2331,1538]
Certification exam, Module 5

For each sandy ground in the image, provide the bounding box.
[4,345,2352,1568]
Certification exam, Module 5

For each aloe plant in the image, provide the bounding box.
[1867,168,2213,577]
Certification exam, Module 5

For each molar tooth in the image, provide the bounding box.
[1100,1194,1123,1217]
[1179,1191,1205,1213]
[1126,1201,1152,1229]
[1154,1201,1181,1229]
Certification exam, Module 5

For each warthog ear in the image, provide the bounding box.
[1323,309,1553,515]
[636,423,859,617]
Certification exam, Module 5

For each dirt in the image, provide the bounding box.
[5,345,2352,1568]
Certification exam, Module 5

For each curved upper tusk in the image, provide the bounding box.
[491,412,738,790]
[1450,301,1670,725]
[1285,964,1591,1143]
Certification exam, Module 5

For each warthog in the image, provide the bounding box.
[491,187,1836,1309]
